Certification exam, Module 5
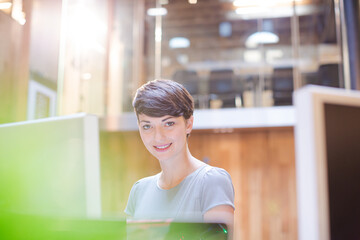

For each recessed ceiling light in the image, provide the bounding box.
[147,7,168,16]
[169,37,190,49]
[246,31,279,48]
[219,22,232,37]
[235,7,268,15]
[82,73,92,80]
[0,2,12,10]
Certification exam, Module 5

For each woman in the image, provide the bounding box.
[125,79,235,230]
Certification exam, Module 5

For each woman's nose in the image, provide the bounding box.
[154,127,166,142]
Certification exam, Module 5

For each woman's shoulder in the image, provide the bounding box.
[194,164,233,187]
[205,165,233,186]
[201,165,232,180]
[132,174,159,190]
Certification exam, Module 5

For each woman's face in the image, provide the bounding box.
[138,114,193,162]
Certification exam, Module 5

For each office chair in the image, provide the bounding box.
[208,69,241,108]
[272,67,294,106]
[172,69,201,108]
[317,63,340,88]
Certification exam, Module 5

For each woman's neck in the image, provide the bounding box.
[158,148,205,190]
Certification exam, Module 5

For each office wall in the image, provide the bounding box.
[100,126,297,240]
[0,4,32,124]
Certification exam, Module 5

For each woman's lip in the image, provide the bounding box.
[153,143,172,152]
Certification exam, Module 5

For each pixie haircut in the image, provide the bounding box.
[133,79,194,120]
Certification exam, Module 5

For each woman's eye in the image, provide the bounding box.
[142,124,151,130]
[165,121,175,127]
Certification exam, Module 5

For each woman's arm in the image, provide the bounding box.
[204,205,234,240]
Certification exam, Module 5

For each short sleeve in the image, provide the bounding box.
[124,181,140,217]
[200,167,235,215]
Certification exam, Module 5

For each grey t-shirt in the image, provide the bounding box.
[124,164,235,222]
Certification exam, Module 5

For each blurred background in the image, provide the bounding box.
[1,0,359,239]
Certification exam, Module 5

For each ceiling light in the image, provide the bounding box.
[18,16,26,25]
[147,7,167,16]
[189,0,197,4]
[246,31,279,48]
[233,0,302,7]
[67,7,107,52]
[235,7,268,15]
[82,73,92,80]
[12,11,26,25]
[169,37,190,49]
[0,2,12,10]
[219,22,232,37]
[233,0,257,7]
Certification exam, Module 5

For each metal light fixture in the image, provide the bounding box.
[245,31,279,48]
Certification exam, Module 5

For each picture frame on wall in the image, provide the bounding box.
[27,79,57,120]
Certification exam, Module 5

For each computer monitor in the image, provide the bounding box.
[0,113,101,218]
[0,211,126,240]
[294,85,360,240]
[126,221,228,240]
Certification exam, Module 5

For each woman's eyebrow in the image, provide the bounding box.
[162,117,174,122]
[139,120,150,123]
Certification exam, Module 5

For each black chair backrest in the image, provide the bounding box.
[272,67,294,91]
[172,70,200,95]
[318,64,340,88]
[209,69,234,94]
[272,67,294,106]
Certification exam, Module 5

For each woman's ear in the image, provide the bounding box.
[185,116,194,135]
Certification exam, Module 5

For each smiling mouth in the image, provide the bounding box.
[153,143,172,152]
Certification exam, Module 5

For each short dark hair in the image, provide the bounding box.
[132,79,194,120]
